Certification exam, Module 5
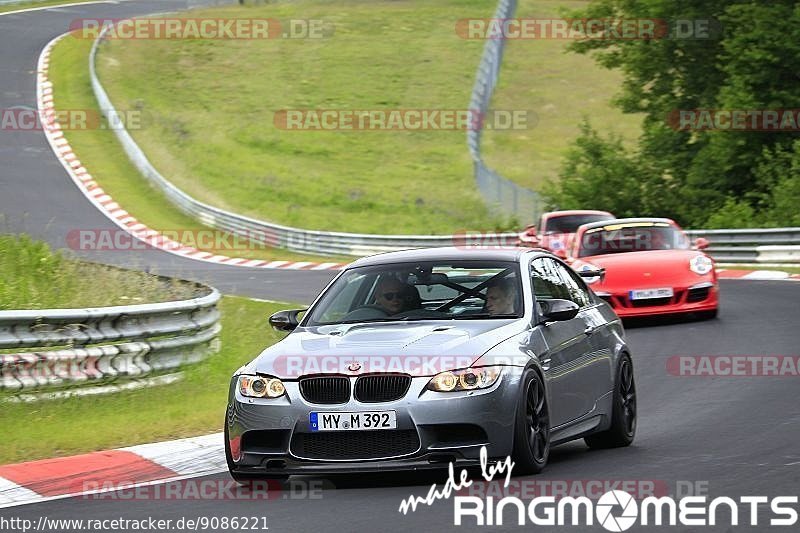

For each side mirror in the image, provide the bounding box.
[538,299,580,322]
[268,309,305,332]
[517,226,539,247]
[694,237,710,250]
[578,267,606,282]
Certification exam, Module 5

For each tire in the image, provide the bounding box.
[512,369,550,474]
[224,417,289,484]
[585,354,636,449]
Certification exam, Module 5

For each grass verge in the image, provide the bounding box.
[47,32,356,264]
[0,295,291,464]
[480,0,644,193]
[0,234,196,309]
[92,0,511,234]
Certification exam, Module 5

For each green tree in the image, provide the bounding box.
[547,121,680,218]
[548,0,800,227]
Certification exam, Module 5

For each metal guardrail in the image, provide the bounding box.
[687,228,800,245]
[0,286,221,393]
[467,0,545,223]
[687,229,800,263]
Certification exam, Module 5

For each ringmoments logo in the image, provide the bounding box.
[397,450,800,528]
[452,491,799,528]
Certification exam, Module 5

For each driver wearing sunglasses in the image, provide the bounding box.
[374,277,416,315]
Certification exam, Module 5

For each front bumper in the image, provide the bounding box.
[226,369,523,475]
[594,281,719,318]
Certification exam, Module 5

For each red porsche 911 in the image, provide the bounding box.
[567,218,718,318]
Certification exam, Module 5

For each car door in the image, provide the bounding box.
[527,257,596,427]
[552,260,615,408]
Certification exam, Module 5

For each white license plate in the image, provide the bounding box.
[629,287,674,300]
[310,411,397,431]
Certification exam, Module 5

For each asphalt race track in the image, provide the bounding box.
[3,280,800,532]
[1,2,799,532]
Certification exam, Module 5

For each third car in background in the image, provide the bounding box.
[517,210,615,258]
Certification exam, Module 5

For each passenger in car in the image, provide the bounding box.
[485,278,517,315]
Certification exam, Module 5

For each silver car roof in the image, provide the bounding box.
[348,246,552,268]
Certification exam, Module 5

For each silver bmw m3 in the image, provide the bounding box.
[225,247,636,480]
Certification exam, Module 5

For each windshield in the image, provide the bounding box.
[545,213,613,234]
[577,222,690,258]
[305,260,523,326]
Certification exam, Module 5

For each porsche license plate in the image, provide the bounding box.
[310,411,396,431]
[629,287,673,300]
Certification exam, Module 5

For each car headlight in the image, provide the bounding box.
[689,255,714,275]
[427,367,502,392]
[238,375,286,398]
